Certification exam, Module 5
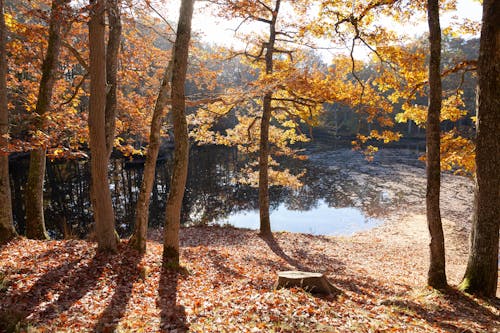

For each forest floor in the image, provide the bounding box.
[1,216,499,332]
[1,148,499,332]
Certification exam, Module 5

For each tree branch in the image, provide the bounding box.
[62,41,89,71]
[58,72,89,108]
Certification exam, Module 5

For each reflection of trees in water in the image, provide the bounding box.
[10,147,253,238]
[9,146,419,238]
[283,162,391,218]
[10,158,93,238]
[10,157,29,235]
[45,161,92,238]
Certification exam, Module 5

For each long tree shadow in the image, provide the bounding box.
[261,234,313,271]
[157,267,188,332]
[442,288,500,320]
[261,233,347,274]
[35,251,110,321]
[0,252,83,331]
[380,288,500,332]
[207,249,246,279]
[94,245,143,332]
[334,272,410,302]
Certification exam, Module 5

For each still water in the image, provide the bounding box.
[214,200,380,236]
[9,145,424,239]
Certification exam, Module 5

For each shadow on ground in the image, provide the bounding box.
[94,245,143,332]
[380,288,500,332]
[157,266,188,332]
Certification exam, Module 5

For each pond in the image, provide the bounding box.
[9,143,425,238]
[213,200,381,236]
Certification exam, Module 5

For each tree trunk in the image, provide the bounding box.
[460,0,500,297]
[130,60,173,254]
[25,0,69,240]
[425,0,447,289]
[0,0,17,245]
[105,0,121,158]
[259,92,272,236]
[25,149,49,239]
[258,0,280,236]
[89,0,118,252]
[162,0,194,268]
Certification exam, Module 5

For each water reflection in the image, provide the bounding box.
[214,200,381,235]
[9,145,424,238]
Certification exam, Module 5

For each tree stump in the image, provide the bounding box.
[276,271,339,295]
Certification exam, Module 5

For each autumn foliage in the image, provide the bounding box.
[0,0,498,330]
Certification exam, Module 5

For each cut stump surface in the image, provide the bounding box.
[277,271,339,295]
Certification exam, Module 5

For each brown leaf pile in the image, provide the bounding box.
[1,217,499,332]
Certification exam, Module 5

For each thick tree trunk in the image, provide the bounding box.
[130,61,173,254]
[162,0,194,268]
[460,0,500,298]
[105,0,121,157]
[258,0,280,236]
[25,0,68,240]
[89,0,118,252]
[0,0,17,245]
[425,0,447,289]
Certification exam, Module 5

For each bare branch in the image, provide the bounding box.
[232,16,251,34]
[253,15,272,24]
[134,20,175,43]
[144,0,176,34]
[62,41,89,71]
[58,72,89,108]
[403,60,478,105]
[247,116,260,142]
[349,37,365,109]
[255,0,273,13]
[273,48,294,61]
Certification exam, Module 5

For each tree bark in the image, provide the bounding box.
[0,0,17,245]
[460,0,500,297]
[425,0,447,290]
[25,149,49,239]
[130,60,173,254]
[25,0,69,240]
[105,0,121,158]
[259,92,272,235]
[258,0,281,236]
[89,0,118,252]
[162,0,194,267]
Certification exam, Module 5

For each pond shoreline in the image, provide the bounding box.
[306,148,475,230]
[8,145,475,238]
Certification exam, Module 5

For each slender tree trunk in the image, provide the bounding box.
[105,0,121,158]
[0,0,17,245]
[425,0,447,289]
[25,0,69,240]
[130,60,173,253]
[259,92,272,235]
[258,0,280,236]
[89,0,118,252]
[25,149,49,239]
[162,0,194,268]
[460,0,499,297]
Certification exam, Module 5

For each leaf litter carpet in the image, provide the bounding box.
[1,218,499,332]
